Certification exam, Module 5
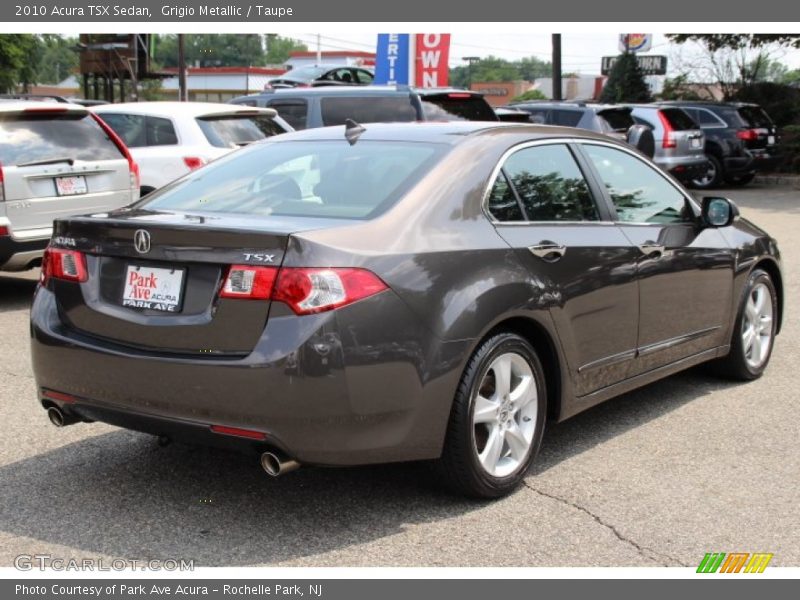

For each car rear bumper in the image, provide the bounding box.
[0,232,49,271]
[655,156,709,182]
[749,149,783,172]
[30,285,465,466]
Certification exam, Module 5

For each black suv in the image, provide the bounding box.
[660,101,781,188]
[505,101,636,141]
[228,86,498,130]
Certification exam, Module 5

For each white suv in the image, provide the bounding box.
[0,101,139,272]
[92,102,291,196]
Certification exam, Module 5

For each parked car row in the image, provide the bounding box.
[502,100,782,190]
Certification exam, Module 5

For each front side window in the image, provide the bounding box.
[498,144,598,222]
[267,100,308,130]
[583,144,691,224]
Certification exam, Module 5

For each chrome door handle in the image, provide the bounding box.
[638,242,665,258]
[529,242,566,260]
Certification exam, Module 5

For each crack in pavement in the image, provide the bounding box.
[0,369,34,380]
[522,480,688,567]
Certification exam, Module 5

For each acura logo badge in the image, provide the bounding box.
[133,229,151,254]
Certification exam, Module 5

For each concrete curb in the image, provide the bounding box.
[754,174,800,186]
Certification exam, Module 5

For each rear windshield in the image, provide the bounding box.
[597,108,634,132]
[320,97,418,126]
[660,108,698,130]
[0,111,124,165]
[420,94,498,121]
[737,106,774,128]
[140,140,445,220]
[196,115,285,148]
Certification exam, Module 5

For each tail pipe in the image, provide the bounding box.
[47,406,80,427]
[260,450,300,477]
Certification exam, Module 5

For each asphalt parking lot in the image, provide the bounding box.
[0,184,798,568]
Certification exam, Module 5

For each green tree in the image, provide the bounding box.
[0,34,41,92]
[599,52,652,103]
[666,34,800,51]
[154,34,268,68]
[512,89,547,102]
[36,35,80,84]
[449,55,552,88]
[264,34,308,64]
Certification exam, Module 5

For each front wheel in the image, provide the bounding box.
[436,332,547,498]
[713,269,777,380]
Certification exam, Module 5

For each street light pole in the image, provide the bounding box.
[178,34,188,102]
[552,34,562,101]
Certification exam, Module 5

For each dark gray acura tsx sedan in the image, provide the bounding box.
[30,121,783,498]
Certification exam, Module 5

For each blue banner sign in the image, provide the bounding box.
[374,34,410,85]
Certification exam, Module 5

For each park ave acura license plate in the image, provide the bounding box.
[122,265,184,312]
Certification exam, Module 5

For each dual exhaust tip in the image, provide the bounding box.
[47,406,299,477]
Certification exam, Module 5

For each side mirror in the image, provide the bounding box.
[626,124,655,159]
[702,196,739,227]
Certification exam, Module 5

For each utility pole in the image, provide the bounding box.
[463,56,480,90]
[178,33,188,101]
[552,34,562,101]
[316,33,322,65]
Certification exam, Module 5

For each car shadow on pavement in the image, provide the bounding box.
[0,274,38,313]
[0,366,741,567]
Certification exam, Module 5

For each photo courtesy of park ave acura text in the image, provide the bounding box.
[0,23,798,575]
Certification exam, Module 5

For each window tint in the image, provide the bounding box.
[320,96,417,126]
[355,70,374,84]
[597,108,634,132]
[660,108,698,130]
[583,144,691,224]
[551,109,582,127]
[196,115,284,148]
[737,106,773,128]
[696,109,725,127]
[524,109,549,124]
[487,171,524,222]
[503,144,598,222]
[0,112,124,165]
[633,115,656,129]
[141,140,445,220]
[146,116,178,146]
[267,100,308,130]
[98,113,147,147]
[420,94,497,121]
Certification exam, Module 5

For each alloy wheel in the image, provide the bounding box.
[741,282,774,369]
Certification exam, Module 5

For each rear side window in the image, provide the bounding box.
[0,111,124,165]
[551,110,582,127]
[597,109,634,132]
[99,113,178,147]
[267,100,308,130]
[660,108,698,130]
[420,94,498,121]
[320,96,418,126]
[696,109,726,127]
[487,171,525,222]
[501,144,598,222]
[140,140,445,220]
[196,115,284,148]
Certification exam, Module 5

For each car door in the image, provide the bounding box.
[578,142,735,376]
[487,141,641,396]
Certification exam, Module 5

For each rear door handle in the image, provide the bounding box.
[638,242,665,258]
[529,242,566,261]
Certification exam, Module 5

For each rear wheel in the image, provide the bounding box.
[437,332,547,498]
[714,269,777,380]
[691,155,723,189]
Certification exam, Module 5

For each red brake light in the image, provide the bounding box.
[220,265,278,299]
[737,129,759,141]
[220,266,388,314]
[41,248,88,285]
[183,156,207,171]
[0,226,9,237]
[273,268,388,315]
[447,93,472,99]
[41,389,78,404]
[657,110,677,149]
[90,113,139,189]
[0,160,5,201]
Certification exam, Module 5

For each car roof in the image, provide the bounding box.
[243,85,483,98]
[0,100,88,114]
[92,101,277,118]
[264,120,619,146]
[658,100,760,109]
[508,101,629,111]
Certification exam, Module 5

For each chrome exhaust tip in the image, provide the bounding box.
[260,451,300,477]
[47,406,78,427]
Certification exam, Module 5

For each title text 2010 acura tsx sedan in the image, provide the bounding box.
[30,122,783,498]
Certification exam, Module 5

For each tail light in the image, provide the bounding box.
[220,266,388,314]
[0,226,8,237]
[737,129,759,142]
[0,161,5,201]
[657,110,677,149]
[90,113,140,190]
[41,247,88,285]
[183,156,207,171]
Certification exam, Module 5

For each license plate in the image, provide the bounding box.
[122,265,184,312]
[691,138,702,149]
[768,135,776,145]
[55,176,87,196]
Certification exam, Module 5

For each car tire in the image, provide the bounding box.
[436,332,547,498]
[691,155,723,189]
[725,172,756,186]
[713,269,778,381]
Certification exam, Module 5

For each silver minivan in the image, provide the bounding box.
[0,101,139,271]
[627,105,708,184]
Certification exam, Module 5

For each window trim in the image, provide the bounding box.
[573,139,701,226]
[481,138,614,226]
